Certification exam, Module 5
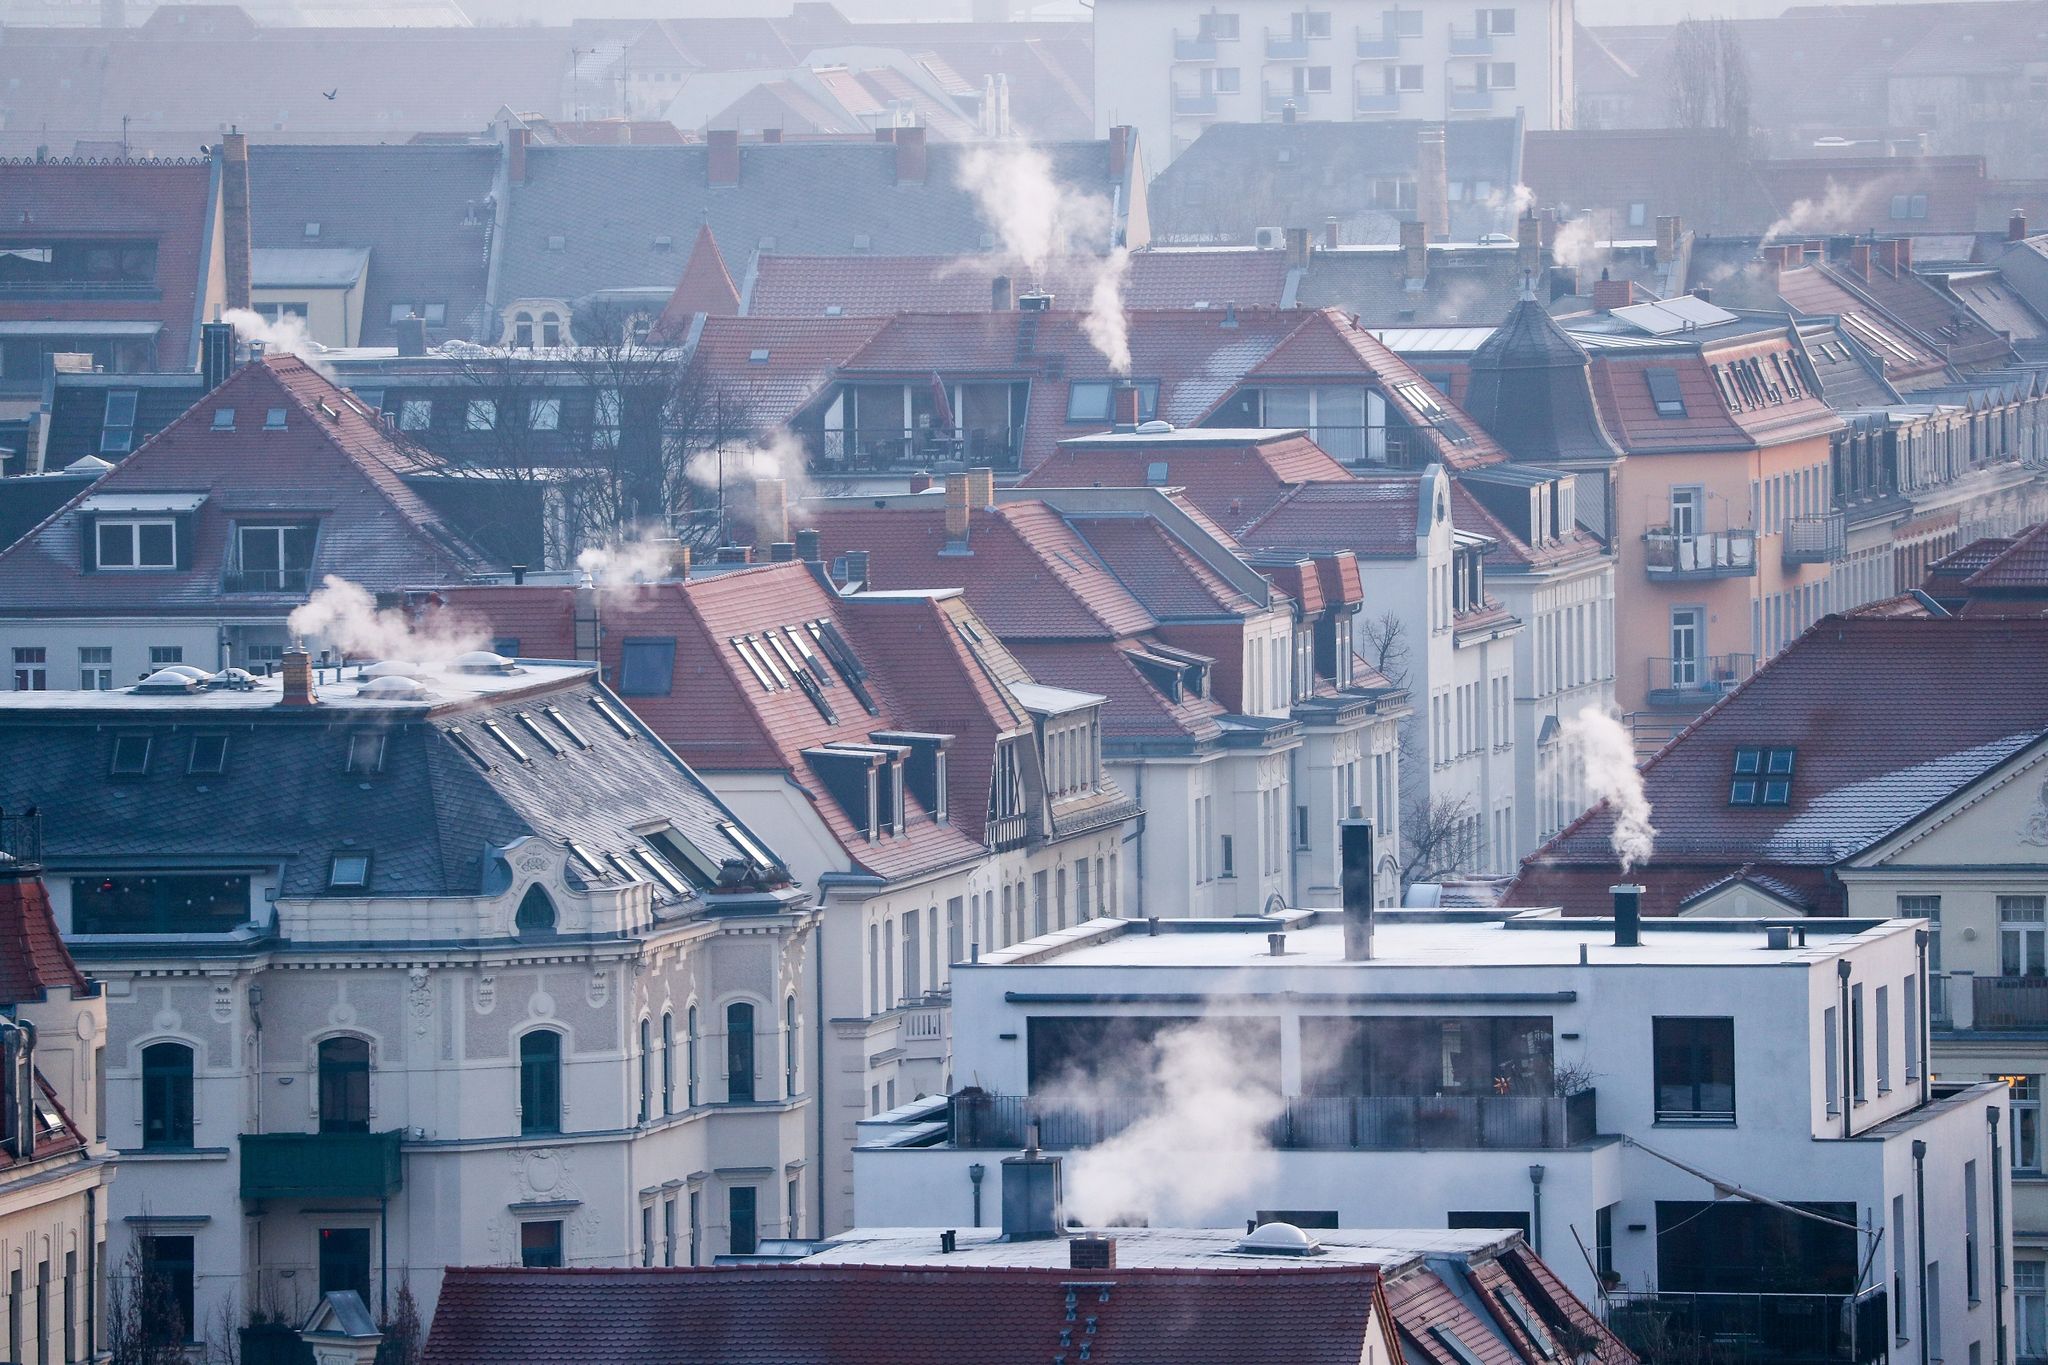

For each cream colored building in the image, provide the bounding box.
[251,249,372,349]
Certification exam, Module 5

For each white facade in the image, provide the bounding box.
[1094,0,1574,167]
[854,908,2009,1365]
[1491,550,1615,849]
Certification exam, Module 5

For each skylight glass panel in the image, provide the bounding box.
[110,734,151,776]
[720,820,779,872]
[589,696,636,738]
[480,718,528,763]
[543,705,591,749]
[330,853,370,889]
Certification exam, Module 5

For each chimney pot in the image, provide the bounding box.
[395,315,428,357]
[280,646,317,706]
[1111,382,1141,432]
[841,548,870,586]
[1611,884,1644,948]
[510,564,527,585]
[999,1146,1064,1242]
[1324,216,1340,249]
[1339,818,1374,960]
[1267,932,1287,957]
[909,471,933,494]
[795,528,822,563]
[895,125,928,184]
[2010,210,2029,242]
[707,129,741,187]
[715,544,753,565]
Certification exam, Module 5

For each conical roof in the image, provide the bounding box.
[652,224,741,339]
[1462,297,1623,466]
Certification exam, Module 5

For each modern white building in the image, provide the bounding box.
[0,655,818,1343]
[1094,0,1575,167]
[855,865,2008,1365]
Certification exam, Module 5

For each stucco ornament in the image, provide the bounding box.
[2022,779,2048,847]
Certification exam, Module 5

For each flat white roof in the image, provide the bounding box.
[0,658,598,714]
[1056,426,1309,446]
[806,1225,1521,1271]
[970,911,1903,972]
[1008,681,1105,715]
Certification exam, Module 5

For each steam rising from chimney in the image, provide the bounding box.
[1562,706,1657,873]
[1762,179,1883,244]
[287,575,486,665]
[957,141,1131,375]
[222,307,337,381]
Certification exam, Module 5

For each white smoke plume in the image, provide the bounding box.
[1549,213,1610,275]
[957,141,1132,376]
[1562,706,1657,873]
[1053,1018,1287,1226]
[1478,182,1538,233]
[222,307,337,381]
[287,575,487,666]
[1762,179,1882,244]
[576,533,678,589]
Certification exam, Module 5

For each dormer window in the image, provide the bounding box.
[95,519,175,571]
[231,523,315,593]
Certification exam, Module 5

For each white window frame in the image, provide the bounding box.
[95,518,176,571]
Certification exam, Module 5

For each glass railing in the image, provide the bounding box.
[1643,528,1759,578]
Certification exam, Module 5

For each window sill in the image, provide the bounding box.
[1653,1117,1737,1128]
[120,1145,231,1161]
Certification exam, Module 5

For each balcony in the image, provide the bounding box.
[952,1090,1598,1152]
[985,812,1029,852]
[1643,528,1758,579]
[239,1129,404,1201]
[1173,90,1221,116]
[1973,974,2048,1030]
[1646,654,1755,710]
[223,567,313,594]
[1355,24,1401,58]
[1448,84,1495,111]
[1355,89,1403,113]
[1609,1290,1888,1365]
[1782,512,1847,566]
[1172,32,1218,60]
[817,427,1021,475]
[0,281,161,301]
[1448,25,1494,54]
[1265,33,1311,59]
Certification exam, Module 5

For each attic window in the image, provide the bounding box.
[329,853,369,890]
[515,712,565,757]
[719,819,780,873]
[443,726,493,772]
[110,733,152,776]
[618,637,676,696]
[304,221,321,238]
[807,619,880,715]
[480,718,529,763]
[1431,1326,1489,1365]
[100,390,139,455]
[212,408,236,430]
[565,841,605,881]
[264,408,288,431]
[824,304,844,317]
[1145,461,1170,485]
[346,731,386,774]
[1644,368,1687,418]
[1730,747,1795,805]
[747,348,771,364]
[633,847,690,897]
[187,733,229,775]
[1494,1286,1557,1360]
[546,235,567,251]
[653,234,674,250]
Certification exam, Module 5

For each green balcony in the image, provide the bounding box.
[240,1130,404,1200]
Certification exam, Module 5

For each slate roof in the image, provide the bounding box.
[445,564,1099,884]
[249,144,498,346]
[741,248,1292,317]
[422,1263,1386,1365]
[0,355,497,619]
[1148,118,1523,248]
[689,315,890,428]
[1771,265,1956,391]
[1237,477,1425,559]
[1936,270,2048,351]
[33,371,207,476]
[1507,615,2048,917]
[0,664,780,909]
[1460,298,1625,467]
[1522,128,1775,237]
[1294,244,1531,328]
[0,157,217,369]
[0,865,90,1003]
[493,139,1131,305]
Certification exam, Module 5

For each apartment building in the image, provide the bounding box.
[1094,0,1572,167]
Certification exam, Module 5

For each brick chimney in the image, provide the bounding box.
[991,274,1013,312]
[280,646,316,706]
[707,129,740,187]
[221,132,252,312]
[1108,124,1131,182]
[1112,382,1141,431]
[761,127,783,144]
[895,125,928,184]
[1590,273,1637,312]
[508,125,531,187]
[1896,236,1914,270]
[909,470,933,493]
[395,315,428,356]
[1400,219,1428,284]
[1654,215,1681,266]
[2010,209,2029,242]
[965,466,996,510]
[753,478,789,551]
[1849,241,1875,279]
[1283,226,1311,269]
[945,475,971,543]
[1324,216,1340,249]
[1516,213,1541,285]
[1414,124,1449,239]
[1070,1237,1117,1271]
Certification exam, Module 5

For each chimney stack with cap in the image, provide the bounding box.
[1654,215,1682,266]
[1000,1133,1064,1241]
[221,132,252,313]
[1108,124,1131,182]
[707,129,740,187]
[753,478,789,552]
[1590,273,1636,312]
[508,125,531,187]
[991,274,1013,312]
[1324,216,1341,249]
[966,466,997,510]
[1612,884,1644,948]
[1070,1236,1116,1270]
[280,645,317,706]
[2011,209,2030,242]
[1516,214,1542,288]
[795,527,822,563]
[1284,226,1312,269]
[945,475,972,543]
[1415,124,1449,239]
[761,127,782,144]
[1339,818,1374,961]
[395,315,428,357]
[201,321,235,392]
[895,125,928,184]
[1400,219,1429,284]
[1111,382,1141,432]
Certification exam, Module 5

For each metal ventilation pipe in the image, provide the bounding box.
[1340,819,1374,961]
[1610,884,1643,948]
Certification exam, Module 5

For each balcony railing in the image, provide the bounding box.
[240,1130,404,1201]
[1646,654,1755,709]
[1608,1289,1888,1365]
[1643,528,1759,579]
[1974,974,2048,1029]
[1173,32,1218,60]
[1265,33,1312,58]
[0,281,161,300]
[817,428,1021,475]
[1447,25,1494,54]
[1355,89,1403,113]
[1173,90,1221,116]
[1355,25,1401,58]
[1448,84,1495,110]
[951,1090,1597,1152]
[985,813,1029,852]
[223,567,313,594]
[1782,512,1847,565]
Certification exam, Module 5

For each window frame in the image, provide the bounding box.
[95,518,176,571]
[1652,1016,1737,1126]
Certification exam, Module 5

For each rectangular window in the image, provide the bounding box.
[1824,1005,1840,1116]
[1066,381,1112,421]
[1392,63,1423,92]
[728,1186,758,1256]
[398,399,432,431]
[2017,1261,2047,1359]
[1966,1159,1981,1303]
[663,1197,678,1266]
[465,399,497,431]
[641,1205,655,1267]
[1653,1017,1735,1124]
[1481,60,1515,89]
[317,1228,371,1306]
[1483,6,1515,33]
[100,390,138,454]
[618,637,676,696]
[1876,984,1891,1093]
[528,397,561,431]
[519,1220,563,1268]
[2004,896,2047,977]
[233,523,315,592]
[593,388,622,449]
[94,519,175,570]
[139,1238,193,1346]
[10,647,45,693]
[2013,1076,2041,1172]
[1851,983,1866,1103]
[77,646,113,691]
[1644,368,1687,418]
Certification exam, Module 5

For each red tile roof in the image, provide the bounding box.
[1447,479,1605,572]
[1237,478,1423,559]
[0,355,493,618]
[652,224,741,338]
[1022,431,1351,536]
[1774,265,1954,388]
[1965,520,2048,591]
[1508,615,2048,916]
[0,866,89,1004]
[1583,338,1842,455]
[690,314,889,427]
[0,157,217,368]
[744,249,1293,317]
[422,1263,1388,1365]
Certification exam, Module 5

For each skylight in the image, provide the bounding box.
[720,819,780,873]
[346,731,386,775]
[589,696,637,738]
[1730,747,1795,806]
[188,733,229,775]
[330,853,370,890]
[212,408,236,430]
[479,718,529,763]
[516,711,565,757]
[1644,367,1687,417]
[110,734,152,776]
[543,705,591,749]
[264,408,288,431]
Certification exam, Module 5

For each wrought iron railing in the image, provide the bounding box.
[817,428,1020,474]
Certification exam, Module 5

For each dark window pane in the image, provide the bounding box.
[139,1237,193,1345]
[520,1031,561,1135]
[73,875,247,934]
[317,1228,371,1305]
[727,1003,755,1103]
[618,638,676,696]
[141,1043,193,1149]
[1653,1017,1736,1123]
[519,1220,563,1268]
[728,1186,757,1256]
[318,1037,370,1134]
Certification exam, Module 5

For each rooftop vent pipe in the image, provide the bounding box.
[1340,818,1374,961]
[1611,884,1644,948]
[1000,1127,1063,1242]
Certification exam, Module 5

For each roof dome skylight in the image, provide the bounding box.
[360,660,426,679]
[358,676,431,700]
[452,651,519,675]
[1237,1222,1323,1256]
[133,668,201,694]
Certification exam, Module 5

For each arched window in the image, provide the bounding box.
[661,1011,675,1115]
[140,1043,193,1149]
[513,311,534,349]
[636,1017,651,1125]
[515,884,556,936]
[317,1036,370,1134]
[540,313,562,348]
[686,1007,699,1108]
[784,995,798,1099]
[519,1031,562,1136]
[726,1002,755,1104]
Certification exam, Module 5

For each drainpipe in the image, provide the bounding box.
[1914,1138,1930,1365]
[1918,929,1933,1108]
[813,909,827,1239]
[1129,764,1145,918]
[1528,1163,1545,1256]
[1991,1106,2008,1365]
[1839,960,1854,1140]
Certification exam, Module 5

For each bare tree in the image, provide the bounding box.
[1668,16,1753,140]
[1714,18,1752,143]
[1356,609,1410,688]
[106,1241,186,1365]
[376,1278,425,1365]
[1399,793,1478,884]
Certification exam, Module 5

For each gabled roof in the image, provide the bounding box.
[0,355,496,618]
[742,248,1291,317]
[1022,430,1351,536]
[0,157,218,368]
[653,224,742,337]
[1508,615,2048,916]
[1579,331,1844,455]
[422,1263,1386,1365]
[250,144,498,346]
[1237,477,1426,560]
[1800,252,2014,371]
[689,314,889,427]
[1962,519,2048,596]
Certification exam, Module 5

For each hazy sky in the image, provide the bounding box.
[1573,0,1943,24]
